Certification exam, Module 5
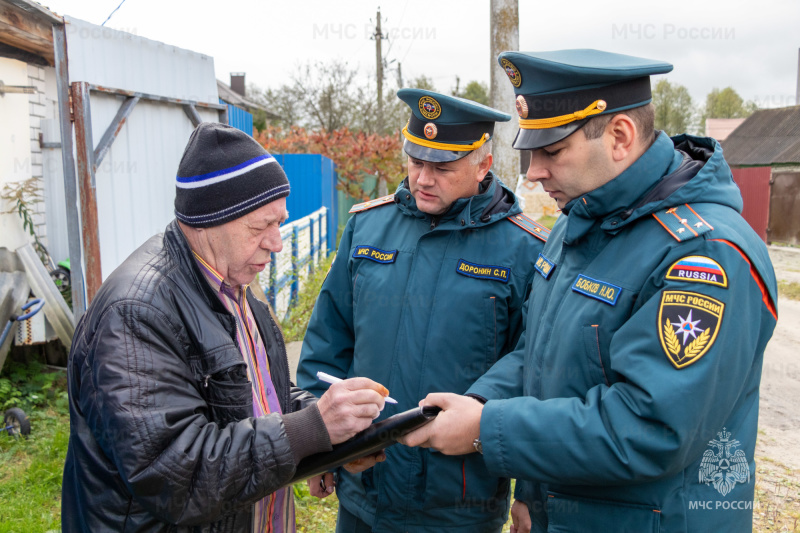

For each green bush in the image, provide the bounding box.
[0,360,67,413]
[280,254,335,342]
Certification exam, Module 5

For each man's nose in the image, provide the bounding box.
[263,227,283,253]
[526,153,550,182]
[417,164,435,185]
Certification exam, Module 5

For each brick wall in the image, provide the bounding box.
[27,63,48,250]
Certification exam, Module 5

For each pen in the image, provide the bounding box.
[316,371,398,404]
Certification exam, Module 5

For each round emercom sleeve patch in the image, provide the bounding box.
[658,291,724,369]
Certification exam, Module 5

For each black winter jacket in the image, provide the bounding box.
[62,220,331,532]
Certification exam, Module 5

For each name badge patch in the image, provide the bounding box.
[572,274,621,305]
[666,256,728,288]
[658,291,724,369]
[352,245,397,264]
[534,253,555,279]
[456,259,510,283]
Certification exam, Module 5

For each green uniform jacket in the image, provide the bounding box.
[468,133,778,532]
[297,174,547,532]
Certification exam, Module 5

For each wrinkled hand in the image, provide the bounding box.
[308,473,335,498]
[510,500,531,533]
[317,377,386,445]
[343,450,386,474]
[398,393,482,455]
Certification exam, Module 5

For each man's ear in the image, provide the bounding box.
[476,153,493,182]
[606,114,637,163]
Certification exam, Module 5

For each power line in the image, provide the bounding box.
[100,0,128,27]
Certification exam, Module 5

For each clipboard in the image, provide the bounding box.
[285,405,441,486]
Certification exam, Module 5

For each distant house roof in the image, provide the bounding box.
[216,79,280,120]
[705,118,746,142]
[722,106,800,166]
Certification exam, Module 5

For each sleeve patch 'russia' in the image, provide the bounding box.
[666,256,728,288]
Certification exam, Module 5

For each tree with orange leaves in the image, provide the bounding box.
[255,126,406,201]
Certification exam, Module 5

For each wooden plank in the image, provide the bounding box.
[0,2,55,64]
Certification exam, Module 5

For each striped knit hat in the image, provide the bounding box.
[174,123,290,227]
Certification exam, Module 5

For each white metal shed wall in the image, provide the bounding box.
[64,17,218,105]
[62,17,219,278]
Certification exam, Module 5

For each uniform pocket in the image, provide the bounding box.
[484,296,498,371]
[423,452,509,514]
[581,325,611,386]
[546,491,661,533]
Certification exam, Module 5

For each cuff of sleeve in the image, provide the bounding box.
[466,382,505,402]
[282,403,332,464]
[480,399,512,478]
[465,393,487,404]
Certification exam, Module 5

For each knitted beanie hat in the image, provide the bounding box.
[174,123,290,227]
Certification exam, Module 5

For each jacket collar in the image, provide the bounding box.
[164,220,233,317]
[561,132,681,244]
[394,171,521,229]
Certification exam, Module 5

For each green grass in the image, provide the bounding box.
[0,405,68,533]
[778,280,800,301]
[293,482,339,531]
[537,214,559,230]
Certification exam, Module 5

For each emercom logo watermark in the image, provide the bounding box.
[312,23,436,41]
[612,24,735,40]
[689,500,758,510]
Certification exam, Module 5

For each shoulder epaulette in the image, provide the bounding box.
[652,204,714,242]
[349,194,395,214]
[507,213,549,242]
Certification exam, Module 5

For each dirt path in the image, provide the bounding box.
[757,247,800,469]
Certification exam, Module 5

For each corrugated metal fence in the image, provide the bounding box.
[275,154,338,254]
[731,166,771,242]
[222,99,253,136]
[769,172,800,246]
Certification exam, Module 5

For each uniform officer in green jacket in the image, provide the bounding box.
[296,89,548,532]
[402,50,778,533]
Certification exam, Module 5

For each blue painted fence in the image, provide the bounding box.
[273,154,338,255]
[257,207,328,319]
[221,100,254,136]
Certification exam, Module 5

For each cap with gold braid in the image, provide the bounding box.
[498,49,673,150]
[396,88,511,163]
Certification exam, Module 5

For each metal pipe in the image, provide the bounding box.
[88,84,226,110]
[72,81,103,303]
[52,22,87,322]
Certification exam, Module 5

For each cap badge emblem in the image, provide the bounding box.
[500,58,522,88]
[419,96,442,119]
[516,95,529,118]
[423,122,438,139]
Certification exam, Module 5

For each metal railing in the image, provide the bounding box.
[258,207,328,318]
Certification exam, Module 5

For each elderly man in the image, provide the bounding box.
[296,89,547,532]
[402,50,778,533]
[62,123,387,532]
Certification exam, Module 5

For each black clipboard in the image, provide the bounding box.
[285,405,441,486]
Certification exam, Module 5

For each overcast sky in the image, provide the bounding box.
[43,0,799,109]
